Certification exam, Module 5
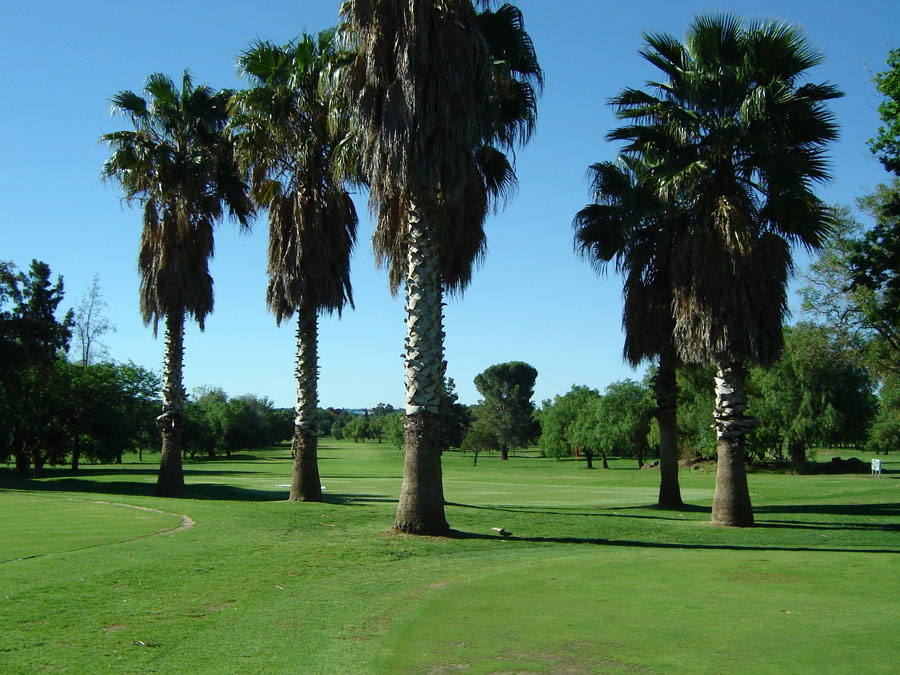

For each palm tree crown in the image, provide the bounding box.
[367,1,544,296]
[574,156,683,367]
[230,31,358,323]
[609,13,842,366]
[101,71,252,332]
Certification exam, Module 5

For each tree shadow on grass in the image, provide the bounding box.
[324,493,397,505]
[440,529,900,554]
[445,500,900,535]
[444,501,711,521]
[1,475,287,502]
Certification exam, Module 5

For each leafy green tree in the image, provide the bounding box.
[869,48,900,175]
[438,378,472,452]
[596,380,655,468]
[610,14,841,526]
[568,396,607,469]
[846,181,900,374]
[746,323,876,462]
[231,31,357,503]
[114,361,163,460]
[800,207,875,365]
[341,0,541,534]
[101,72,253,496]
[344,415,369,443]
[675,365,717,459]
[184,388,286,458]
[538,385,601,459]
[460,407,500,465]
[867,375,900,454]
[382,413,405,450]
[473,361,538,460]
[64,361,160,469]
[0,261,73,475]
[367,416,384,443]
[315,408,337,437]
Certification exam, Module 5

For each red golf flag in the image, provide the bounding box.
[575,446,580,459]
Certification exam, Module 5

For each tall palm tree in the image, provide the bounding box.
[230,31,358,502]
[609,14,841,525]
[574,156,685,508]
[341,0,541,534]
[101,71,253,497]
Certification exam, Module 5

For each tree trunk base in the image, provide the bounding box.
[156,424,185,497]
[290,428,322,502]
[711,437,754,527]
[393,412,449,535]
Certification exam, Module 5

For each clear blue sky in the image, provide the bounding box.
[1,0,898,409]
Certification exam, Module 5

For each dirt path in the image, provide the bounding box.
[92,500,195,538]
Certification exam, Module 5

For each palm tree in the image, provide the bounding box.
[341,0,541,534]
[230,31,358,502]
[101,71,253,497]
[574,156,685,508]
[609,14,841,525]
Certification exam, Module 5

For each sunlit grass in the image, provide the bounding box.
[1,441,898,673]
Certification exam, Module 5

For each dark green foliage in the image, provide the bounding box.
[745,324,876,461]
[460,410,500,457]
[0,263,159,473]
[592,380,655,466]
[867,376,900,453]
[0,261,74,473]
[344,415,370,443]
[869,48,900,175]
[538,385,600,459]
[61,361,161,467]
[0,260,72,365]
[538,381,653,467]
[675,366,717,459]
[381,413,404,450]
[182,389,289,458]
[437,378,472,451]
[845,181,900,374]
[802,187,900,378]
[473,361,539,458]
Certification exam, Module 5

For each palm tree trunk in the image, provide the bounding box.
[156,311,185,497]
[654,348,683,508]
[711,362,755,526]
[394,205,449,535]
[290,310,322,502]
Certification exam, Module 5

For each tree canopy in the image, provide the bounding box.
[474,361,538,460]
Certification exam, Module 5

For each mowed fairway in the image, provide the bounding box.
[1,441,899,673]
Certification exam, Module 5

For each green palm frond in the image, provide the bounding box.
[231,29,358,323]
[348,0,541,297]
[101,69,252,333]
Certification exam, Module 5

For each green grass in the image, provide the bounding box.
[1,441,898,673]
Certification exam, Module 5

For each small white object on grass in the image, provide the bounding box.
[492,527,511,537]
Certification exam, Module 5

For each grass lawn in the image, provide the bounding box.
[1,441,898,673]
